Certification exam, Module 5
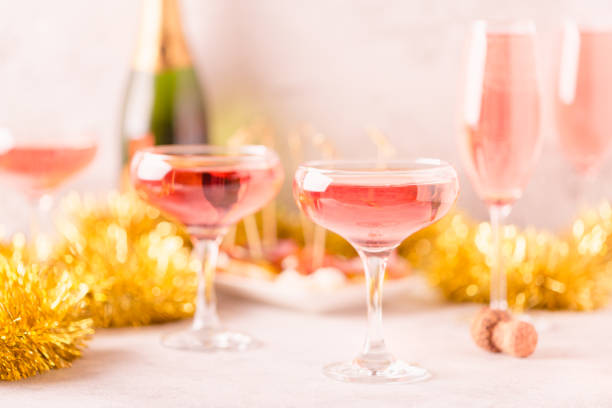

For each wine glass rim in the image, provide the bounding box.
[471,18,536,34]
[561,19,612,32]
[297,158,456,176]
[0,127,98,148]
[135,144,279,162]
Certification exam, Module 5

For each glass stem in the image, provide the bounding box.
[191,237,222,331]
[570,171,588,210]
[28,197,40,240]
[28,194,53,238]
[579,171,598,211]
[355,249,394,371]
[489,205,509,311]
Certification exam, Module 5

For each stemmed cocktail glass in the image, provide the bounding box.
[131,145,283,351]
[459,20,542,312]
[0,126,97,242]
[555,21,612,202]
[294,159,459,383]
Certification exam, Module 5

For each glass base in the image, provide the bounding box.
[161,327,261,352]
[323,360,431,384]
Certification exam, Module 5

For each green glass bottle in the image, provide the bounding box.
[120,0,208,180]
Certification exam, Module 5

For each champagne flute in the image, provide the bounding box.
[131,145,283,351]
[294,159,459,383]
[459,20,541,311]
[555,21,612,199]
[0,126,97,240]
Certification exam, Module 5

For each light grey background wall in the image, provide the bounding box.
[0,0,611,232]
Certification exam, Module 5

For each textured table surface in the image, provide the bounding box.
[3,284,612,408]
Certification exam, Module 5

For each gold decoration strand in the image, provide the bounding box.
[54,192,197,327]
[400,204,612,311]
[0,239,93,381]
[233,206,611,310]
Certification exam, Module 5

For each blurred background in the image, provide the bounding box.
[1,0,611,232]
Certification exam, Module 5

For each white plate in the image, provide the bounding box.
[215,272,422,313]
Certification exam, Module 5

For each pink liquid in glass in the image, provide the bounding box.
[132,154,283,230]
[556,28,612,176]
[461,31,541,206]
[0,144,97,196]
[294,166,458,250]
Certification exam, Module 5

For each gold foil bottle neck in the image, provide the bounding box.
[132,0,192,72]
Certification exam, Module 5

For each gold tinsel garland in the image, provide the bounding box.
[3,192,612,381]
[52,192,612,322]
[0,237,93,381]
[235,204,612,310]
[400,204,612,311]
[53,192,197,328]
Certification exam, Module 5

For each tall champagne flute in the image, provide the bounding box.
[459,20,541,311]
[131,145,283,351]
[294,159,459,383]
[0,127,97,239]
[555,22,612,185]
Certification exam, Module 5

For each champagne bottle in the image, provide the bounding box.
[120,0,208,169]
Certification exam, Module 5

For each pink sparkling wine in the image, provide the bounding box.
[294,164,458,250]
[0,144,97,196]
[556,28,612,176]
[132,153,283,230]
[461,31,541,206]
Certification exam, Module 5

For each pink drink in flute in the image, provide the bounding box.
[294,159,458,383]
[459,20,541,310]
[556,24,612,178]
[131,145,283,351]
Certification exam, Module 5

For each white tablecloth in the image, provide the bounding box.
[3,286,612,407]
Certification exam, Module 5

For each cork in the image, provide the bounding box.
[470,307,538,358]
[470,307,511,352]
[492,319,538,358]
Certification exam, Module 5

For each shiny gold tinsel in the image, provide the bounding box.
[233,206,612,310]
[54,192,197,327]
[401,204,612,311]
[0,237,93,381]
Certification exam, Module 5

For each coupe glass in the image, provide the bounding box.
[458,20,541,311]
[294,159,459,384]
[0,126,97,238]
[131,145,283,351]
[555,21,612,198]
